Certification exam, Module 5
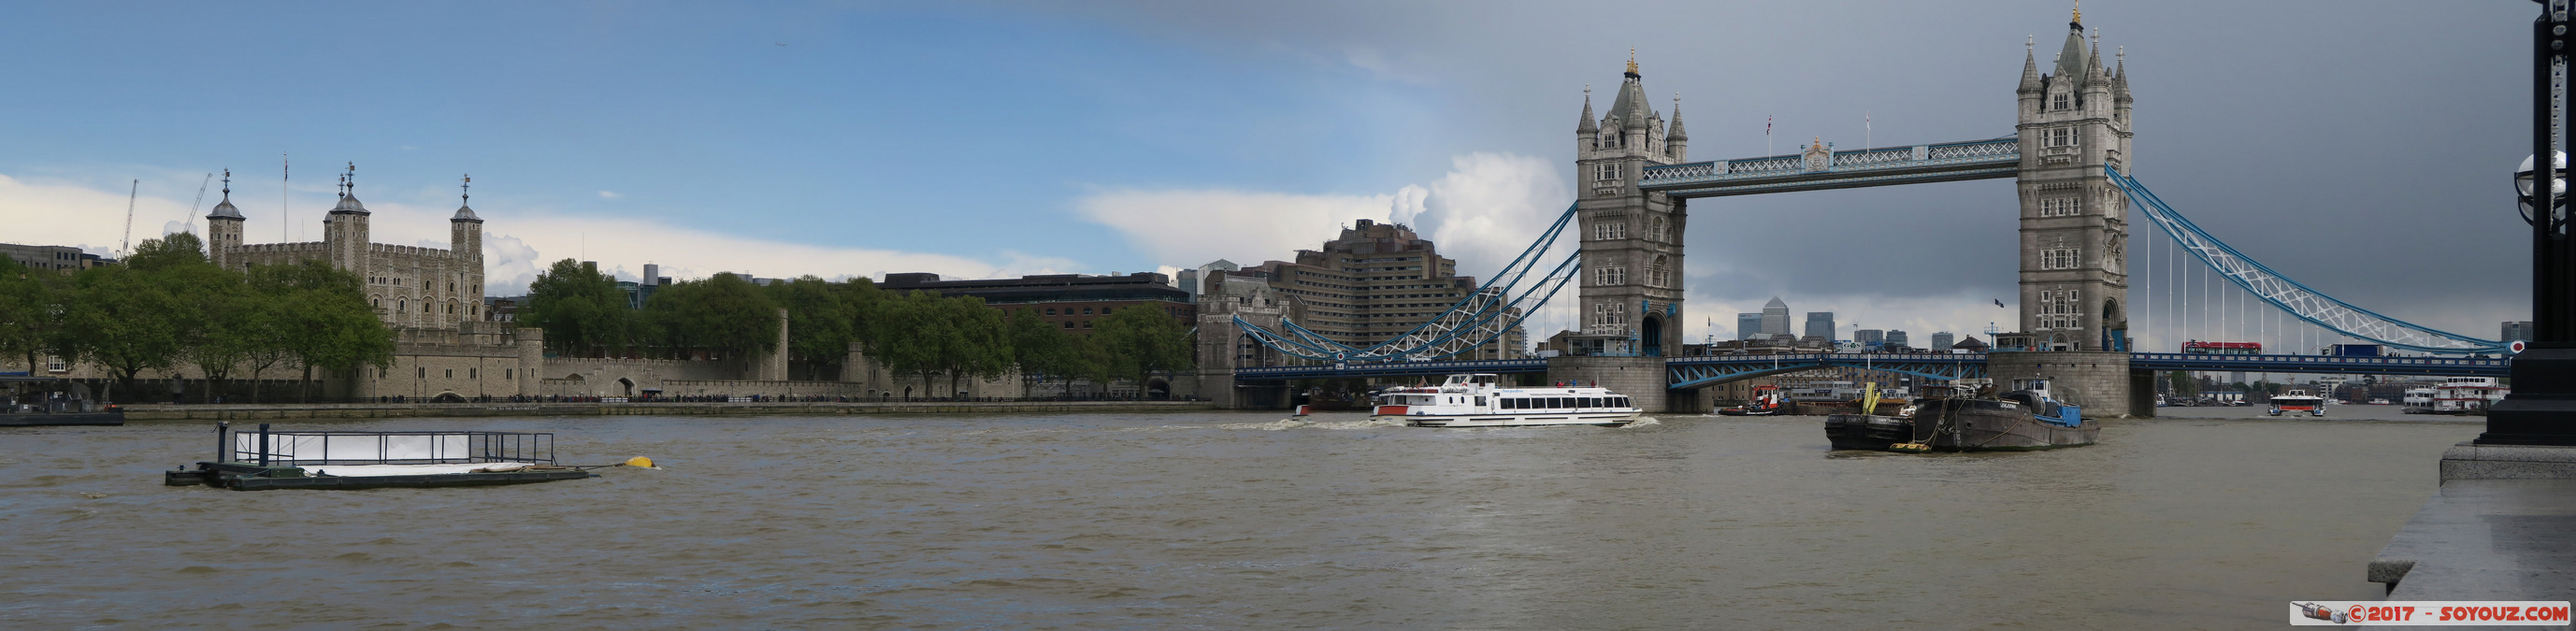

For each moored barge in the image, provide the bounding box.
[165,423,607,491]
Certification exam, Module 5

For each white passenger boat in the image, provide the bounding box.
[2267,390,2326,417]
[1370,373,1643,427]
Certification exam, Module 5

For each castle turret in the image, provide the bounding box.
[1576,86,1598,153]
[452,175,484,323]
[1665,95,1689,162]
[325,163,372,277]
[205,169,243,271]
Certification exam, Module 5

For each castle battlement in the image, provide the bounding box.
[368,243,455,259]
[235,242,328,254]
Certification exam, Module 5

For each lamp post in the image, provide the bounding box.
[2482,0,2576,445]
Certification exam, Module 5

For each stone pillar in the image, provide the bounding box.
[1985,351,2134,418]
[765,307,790,381]
[515,327,543,396]
[1546,355,1670,411]
[841,341,868,383]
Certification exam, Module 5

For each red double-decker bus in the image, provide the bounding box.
[2180,341,2262,355]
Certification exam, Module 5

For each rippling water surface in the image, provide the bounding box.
[0,409,2474,628]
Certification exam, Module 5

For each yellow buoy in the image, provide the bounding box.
[1890,442,1931,453]
[624,456,655,468]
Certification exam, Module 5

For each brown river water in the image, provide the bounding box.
[0,406,2475,629]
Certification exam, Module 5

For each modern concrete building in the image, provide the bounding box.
[1216,219,1523,359]
[1886,330,1910,349]
[1930,332,1956,351]
[1179,259,1239,303]
[1805,311,1835,340]
[1737,312,1763,340]
[1855,329,1885,347]
[882,271,1195,335]
[0,242,111,273]
[1761,297,1790,338]
[2504,321,2536,343]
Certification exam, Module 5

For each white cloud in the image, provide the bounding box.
[1077,151,1579,334]
[0,173,1074,296]
[1078,188,1399,269]
[597,191,620,199]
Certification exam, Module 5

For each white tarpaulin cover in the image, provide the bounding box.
[301,463,532,477]
[236,433,472,463]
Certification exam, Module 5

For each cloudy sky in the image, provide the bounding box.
[0,1,2542,351]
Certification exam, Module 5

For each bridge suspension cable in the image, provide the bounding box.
[1234,203,1584,363]
[2109,166,2509,354]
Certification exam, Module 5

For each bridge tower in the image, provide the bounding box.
[2015,10,2132,351]
[1575,52,1688,357]
[1994,8,2146,417]
[1550,52,1691,412]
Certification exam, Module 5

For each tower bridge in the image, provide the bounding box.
[1201,7,2510,414]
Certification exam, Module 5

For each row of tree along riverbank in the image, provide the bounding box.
[521,259,1193,396]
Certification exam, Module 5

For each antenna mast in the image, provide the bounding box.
[120,179,137,257]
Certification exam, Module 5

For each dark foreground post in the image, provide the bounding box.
[215,422,229,463]
[256,423,270,466]
[2485,0,2576,446]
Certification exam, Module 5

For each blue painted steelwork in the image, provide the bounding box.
[1233,358,1548,381]
[1666,353,1990,390]
[2109,167,2509,354]
[2128,352,2510,378]
[1233,352,2506,385]
[1638,137,2020,198]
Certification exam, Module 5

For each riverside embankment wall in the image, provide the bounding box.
[124,400,1217,421]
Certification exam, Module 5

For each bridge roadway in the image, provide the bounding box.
[1230,352,2511,388]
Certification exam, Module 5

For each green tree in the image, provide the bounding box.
[644,273,781,361]
[56,264,184,403]
[1007,307,1102,388]
[253,261,392,401]
[769,276,873,379]
[0,257,61,377]
[869,291,945,397]
[523,259,635,356]
[124,232,208,271]
[934,295,1011,398]
[174,265,255,402]
[1092,305,1193,394]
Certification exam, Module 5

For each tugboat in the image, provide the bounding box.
[1823,382,1918,450]
[2266,390,2326,417]
[1369,373,1642,427]
[1717,384,1788,416]
[1882,380,2097,452]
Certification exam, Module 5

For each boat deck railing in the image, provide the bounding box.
[226,425,555,466]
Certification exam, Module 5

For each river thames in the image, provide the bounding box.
[0,408,2475,628]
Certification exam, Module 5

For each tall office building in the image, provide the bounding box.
[1805,312,1835,340]
[1737,312,1763,340]
[2504,321,2537,342]
[1855,329,1885,347]
[1930,332,1956,351]
[1761,297,1790,337]
[1220,219,1522,359]
[1887,330,1910,349]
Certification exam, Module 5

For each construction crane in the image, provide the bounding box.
[180,173,212,234]
[120,179,137,258]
